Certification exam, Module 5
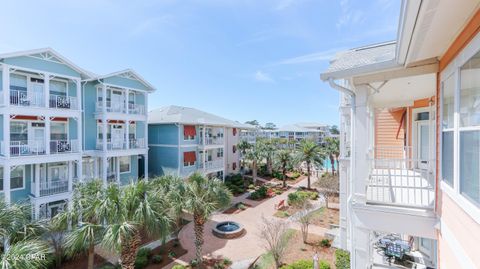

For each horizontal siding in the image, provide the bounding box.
[374,108,405,159]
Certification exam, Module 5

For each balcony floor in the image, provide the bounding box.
[367,168,435,208]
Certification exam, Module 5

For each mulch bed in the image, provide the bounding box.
[282,231,336,268]
[145,239,188,268]
[311,207,339,228]
[223,202,252,214]
[60,253,111,269]
[172,257,232,269]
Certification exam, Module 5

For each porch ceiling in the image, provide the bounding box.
[369,73,436,108]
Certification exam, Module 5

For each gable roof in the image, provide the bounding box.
[85,69,156,92]
[320,41,399,80]
[275,124,323,133]
[0,47,93,79]
[149,105,252,129]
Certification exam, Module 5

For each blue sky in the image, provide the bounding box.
[0,0,399,127]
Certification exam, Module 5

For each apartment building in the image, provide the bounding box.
[0,48,154,219]
[148,106,251,179]
[321,1,480,268]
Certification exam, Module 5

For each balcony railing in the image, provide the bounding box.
[199,159,224,171]
[49,95,78,110]
[50,140,80,154]
[31,180,69,197]
[200,137,224,146]
[129,138,146,149]
[10,140,46,156]
[128,103,145,115]
[367,146,435,209]
[10,90,45,107]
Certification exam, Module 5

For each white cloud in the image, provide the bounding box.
[254,70,274,82]
[273,48,344,65]
[336,0,365,28]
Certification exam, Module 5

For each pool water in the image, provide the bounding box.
[217,222,240,232]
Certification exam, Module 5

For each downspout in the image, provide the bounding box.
[328,77,356,268]
[175,123,181,176]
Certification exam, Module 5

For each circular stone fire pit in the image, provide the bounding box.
[212,221,245,239]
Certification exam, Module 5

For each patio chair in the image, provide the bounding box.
[274,200,286,210]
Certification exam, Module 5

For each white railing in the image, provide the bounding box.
[367,146,435,209]
[10,90,45,107]
[10,140,46,156]
[200,137,224,146]
[199,159,224,171]
[128,103,145,115]
[96,101,126,113]
[96,139,127,150]
[129,138,146,149]
[31,180,69,197]
[50,139,80,154]
[49,95,78,110]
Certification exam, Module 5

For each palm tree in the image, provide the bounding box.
[62,179,173,269]
[245,145,263,183]
[296,140,325,189]
[324,137,339,175]
[0,200,51,269]
[237,139,252,171]
[182,173,231,264]
[258,139,276,175]
[275,150,293,188]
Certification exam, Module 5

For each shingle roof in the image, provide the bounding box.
[320,41,398,80]
[148,105,252,129]
[274,124,323,133]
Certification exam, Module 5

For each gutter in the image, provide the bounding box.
[327,78,356,268]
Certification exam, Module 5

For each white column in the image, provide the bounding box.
[126,89,130,114]
[223,127,227,181]
[115,157,120,184]
[203,126,206,174]
[102,85,108,152]
[76,117,82,153]
[34,203,40,221]
[2,64,10,106]
[4,114,10,158]
[3,164,10,204]
[35,164,40,197]
[45,116,50,155]
[44,73,50,108]
[144,154,148,181]
[68,161,73,192]
[77,158,83,183]
[102,157,108,186]
[94,158,99,179]
[125,121,130,150]
[353,85,369,202]
[75,79,82,110]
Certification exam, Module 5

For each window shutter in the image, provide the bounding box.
[233,128,237,136]
[233,145,236,153]
[184,125,196,137]
[233,162,237,170]
[183,151,196,162]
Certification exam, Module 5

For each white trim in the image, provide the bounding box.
[4,64,82,81]
[440,220,476,268]
[84,69,156,92]
[119,156,131,174]
[10,165,26,191]
[441,181,480,224]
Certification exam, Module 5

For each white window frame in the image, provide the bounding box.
[119,156,131,174]
[10,166,25,191]
[183,126,196,141]
[440,30,480,224]
[49,78,69,96]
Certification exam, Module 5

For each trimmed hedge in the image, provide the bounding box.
[335,249,351,269]
[280,259,330,269]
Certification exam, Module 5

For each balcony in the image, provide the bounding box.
[50,140,80,154]
[10,90,44,107]
[200,137,224,146]
[96,138,145,151]
[199,159,224,171]
[96,101,146,115]
[49,95,78,110]
[366,146,435,209]
[9,140,46,156]
[31,180,69,197]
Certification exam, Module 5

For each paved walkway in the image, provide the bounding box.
[170,176,331,268]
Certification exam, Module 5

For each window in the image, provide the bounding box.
[233,145,237,153]
[129,123,136,140]
[217,148,224,158]
[11,166,24,190]
[119,156,130,173]
[51,122,68,141]
[10,74,27,92]
[458,51,480,204]
[232,162,237,170]
[233,128,237,136]
[0,167,3,191]
[97,122,111,140]
[183,151,196,167]
[442,132,454,186]
[50,80,67,96]
[184,125,196,140]
[10,121,28,142]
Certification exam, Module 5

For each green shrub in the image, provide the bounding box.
[137,248,152,259]
[290,171,301,179]
[172,265,187,269]
[273,171,283,179]
[249,185,268,200]
[190,259,199,267]
[248,184,255,190]
[236,203,247,210]
[275,190,283,195]
[222,258,232,266]
[320,239,331,248]
[168,251,176,258]
[280,259,313,269]
[151,255,163,264]
[287,192,308,207]
[335,249,350,269]
[98,265,117,269]
[319,260,331,269]
[134,255,149,269]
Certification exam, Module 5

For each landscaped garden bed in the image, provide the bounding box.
[247,184,289,201]
[224,174,253,196]
[125,238,188,269]
[60,254,111,269]
[223,202,252,214]
[171,257,233,269]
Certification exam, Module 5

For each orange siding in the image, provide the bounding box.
[374,108,406,159]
